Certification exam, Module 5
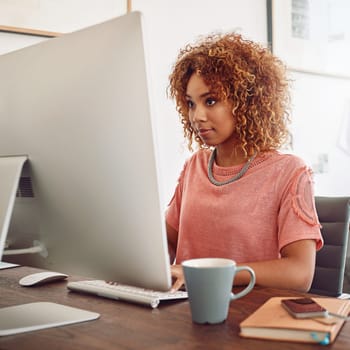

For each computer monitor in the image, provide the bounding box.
[0,12,172,291]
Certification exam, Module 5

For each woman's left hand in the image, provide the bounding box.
[170,264,185,292]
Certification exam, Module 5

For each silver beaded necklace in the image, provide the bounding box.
[207,148,257,186]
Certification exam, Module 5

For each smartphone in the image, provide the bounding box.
[281,298,328,319]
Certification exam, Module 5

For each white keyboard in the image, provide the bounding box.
[67,280,188,308]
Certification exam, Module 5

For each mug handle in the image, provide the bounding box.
[230,266,256,301]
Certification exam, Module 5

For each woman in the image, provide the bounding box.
[166,33,323,292]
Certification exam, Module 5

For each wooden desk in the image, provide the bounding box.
[1,266,350,350]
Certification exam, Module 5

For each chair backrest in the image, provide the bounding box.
[310,196,350,296]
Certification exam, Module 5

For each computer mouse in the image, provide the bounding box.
[19,271,68,287]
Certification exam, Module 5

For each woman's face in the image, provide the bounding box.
[185,73,236,147]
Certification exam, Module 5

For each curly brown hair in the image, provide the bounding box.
[168,33,291,155]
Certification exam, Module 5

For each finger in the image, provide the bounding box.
[171,277,184,292]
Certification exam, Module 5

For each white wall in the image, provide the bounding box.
[0,0,127,32]
[0,0,126,54]
[290,72,350,196]
[1,0,349,206]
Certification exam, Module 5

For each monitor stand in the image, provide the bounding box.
[0,156,28,262]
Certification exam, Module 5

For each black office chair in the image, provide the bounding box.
[309,196,350,297]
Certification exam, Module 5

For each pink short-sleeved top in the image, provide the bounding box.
[166,149,323,264]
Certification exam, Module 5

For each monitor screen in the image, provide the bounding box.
[0,12,172,291]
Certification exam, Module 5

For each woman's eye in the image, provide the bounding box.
[206,98,216,106]
[186,100,194,109]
